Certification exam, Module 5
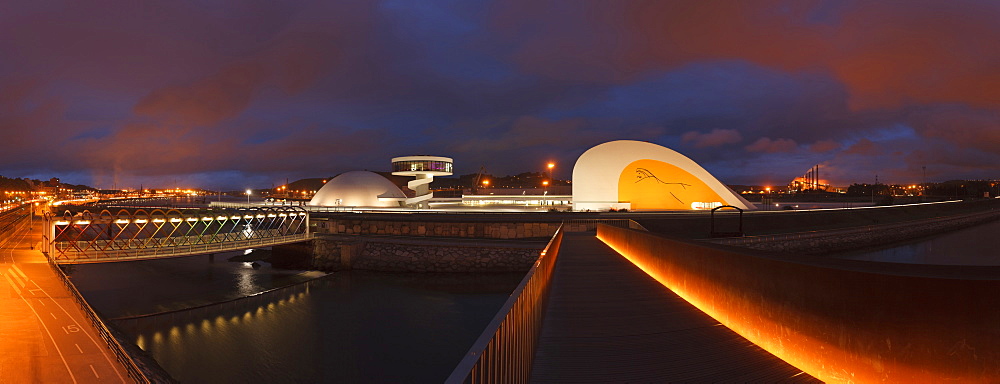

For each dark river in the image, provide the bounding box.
[67,253,524,383]
[834,219,1000,265]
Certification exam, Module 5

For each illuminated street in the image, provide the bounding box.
[1,221,133,383]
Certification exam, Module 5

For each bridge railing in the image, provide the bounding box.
[41,251,150,383]
[53,233,311,263]
[447,222,566,384]
[45,206,310,263]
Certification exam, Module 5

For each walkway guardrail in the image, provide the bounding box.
[564,218,648,232]
[447,223,566,384]
[42,252,150,383]
[596,221,1000,382]
[708,207,1000,246]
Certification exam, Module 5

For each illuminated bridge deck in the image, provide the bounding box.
[530,232,820,383]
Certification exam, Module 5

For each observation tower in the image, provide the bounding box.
[391,155,453,208]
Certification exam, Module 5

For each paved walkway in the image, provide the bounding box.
[530,232,820,383]
[1,218,134,383]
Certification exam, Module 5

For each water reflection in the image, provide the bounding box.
[102,272,522,383]
[835,219,1000,265]
[67,252,320,318]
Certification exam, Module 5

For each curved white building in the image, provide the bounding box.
[572,140,752,211]
[309,171,406,207]
[391,156,453,208]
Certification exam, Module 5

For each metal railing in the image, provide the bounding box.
[446,223,566,383]
[45,206,310,263]
[709,207,1000,246]
[560,218,648,232]
[53,233,311,263]
[41,252,150,383]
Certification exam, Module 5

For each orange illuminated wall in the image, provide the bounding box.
[617,159,725,210]
[596,224,1000,383]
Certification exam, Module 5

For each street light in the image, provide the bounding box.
[246,189,252,204]
[547,162,555,181]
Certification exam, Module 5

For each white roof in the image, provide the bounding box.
[308,171,406,207]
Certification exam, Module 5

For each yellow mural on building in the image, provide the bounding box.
[618,159,725,210]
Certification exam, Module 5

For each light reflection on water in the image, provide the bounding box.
[67,252,318,318]
[101,271,521,383]
[834,219,1000,265]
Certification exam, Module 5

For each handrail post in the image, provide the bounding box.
[446,222,565,383]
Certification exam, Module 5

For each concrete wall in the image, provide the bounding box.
[314,218,594,239]
[597,224,1000,383]
[309,236,543,273]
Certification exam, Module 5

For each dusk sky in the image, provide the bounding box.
[3,0,1000,190]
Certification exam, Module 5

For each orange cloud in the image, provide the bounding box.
[810,139,841,153]
[745,137,797,153]
[682,129,742,148]
[495,1,1000,109]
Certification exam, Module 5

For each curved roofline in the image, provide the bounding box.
[572,140,753,211]
[391,156,453,162]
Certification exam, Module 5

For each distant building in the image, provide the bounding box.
[391,156,453,208]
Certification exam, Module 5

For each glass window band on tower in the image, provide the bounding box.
[392,160,453,173]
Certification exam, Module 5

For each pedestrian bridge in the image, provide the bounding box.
[449,220,1000,383]
[43,206,310,264]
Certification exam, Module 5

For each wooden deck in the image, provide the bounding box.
[530,232,821,383]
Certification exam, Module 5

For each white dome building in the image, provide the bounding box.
[309,171,406,207]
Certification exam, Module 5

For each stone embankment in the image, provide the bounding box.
[710,208,1000,254]
[305,235,544,273]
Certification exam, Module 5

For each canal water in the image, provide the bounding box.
[67,254,524,383]
[834,219,1000,265]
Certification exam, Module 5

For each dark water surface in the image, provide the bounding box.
[69,255,523,383]
[834,219,1000,265]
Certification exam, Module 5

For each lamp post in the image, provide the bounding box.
[547,162,555,181]
[246,189,252,204]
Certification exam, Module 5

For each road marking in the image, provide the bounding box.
[75,343,84,353]
[12,264,28,280]
[50,312,58,320]
[89,364,100,379]
[8,269,25,287]
[38,299,46,306]
[14,286,78,383]
[35,284,130,383]
[3,273,22,295]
